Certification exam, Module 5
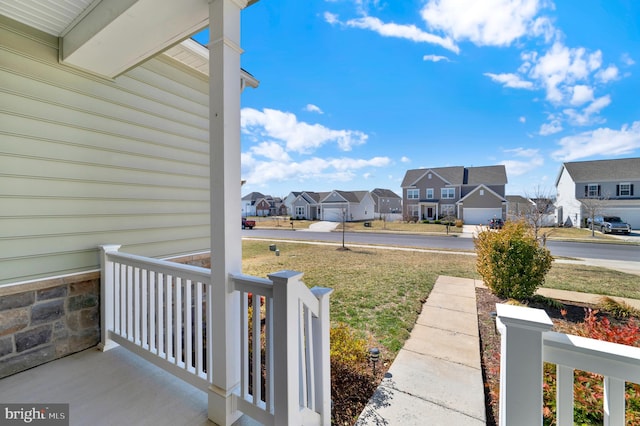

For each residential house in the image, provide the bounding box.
[255,196,272,216]
[370,188,402,215]
[0,3,331,425]
[507,195,556,227]
[287,191,323,219]
[555,157,640,228]
[506,195,534,221]
[319,190,375,222]
[241,191,265,217]
[401,165,508,224]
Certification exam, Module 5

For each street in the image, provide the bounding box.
[243,229,640,262]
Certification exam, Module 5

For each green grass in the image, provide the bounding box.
[241,240,640,356]
[242,240,477,353]
[544,263,640,299]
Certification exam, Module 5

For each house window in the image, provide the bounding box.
[428,173,432,179]
[426,188,434,199]
[618,183,633,197]
[441,204,455,217]
[586,184,600,198]
[295,206,305,217]
[409,205,419,217]
[407,189,419,199]
[441,188,455,199]
[479,189,484,196]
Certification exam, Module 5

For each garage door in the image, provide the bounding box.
[601,208,640,229]
[463,208,502,225]
[322,207,344,222]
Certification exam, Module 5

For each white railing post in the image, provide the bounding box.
[604,376,625,426]
[496,303,554,426]
[311,287,333,426]
[99,244,121,351]
[271,270,303,426]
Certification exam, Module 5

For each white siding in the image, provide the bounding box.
[555,167,583,227]
[0,17,211,285]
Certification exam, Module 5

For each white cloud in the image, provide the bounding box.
[304,104,324,114]
[241,107,368,153]
[500,147,544,176]
[529,42,598,103]
[400,156,410,163]
[324,12,339,25]
[539,121,562,135]
[596,65,619,83]
[363,172,372,179]
[621,53,635,66]
[342,16,460,53]
[519,116,526,123]
[250,141,291,162]
[563,95,611,126]
[423,54,450,62]
[421,0,550,47]
[569,85,594,106]
[240,155,391,187]
[551,121,640,161]
[484,72,534,89]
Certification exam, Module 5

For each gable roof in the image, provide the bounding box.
[242,192,265,201]
[371,188,401,199]
[320,190,371,203]
[457,184,506,203]
[401,165,507,187]
[559,157,640,184]
[506,195,532,204]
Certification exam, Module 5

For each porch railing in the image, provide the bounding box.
[100,245,332,426]
[496,303,640,426]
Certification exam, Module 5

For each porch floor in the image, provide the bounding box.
[0,345,259,426]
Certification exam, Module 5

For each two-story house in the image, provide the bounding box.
[401,165,508,224]
[555,157,640,228]
[370,188,402,215]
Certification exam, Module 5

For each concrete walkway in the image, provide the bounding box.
[356,276,486,426]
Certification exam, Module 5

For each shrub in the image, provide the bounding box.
[474,220,553,299]
[330,323,368,366]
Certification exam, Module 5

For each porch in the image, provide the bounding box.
[0,345,225,426]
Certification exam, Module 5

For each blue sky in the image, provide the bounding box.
[194,0,640,199]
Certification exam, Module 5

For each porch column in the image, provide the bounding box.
[208,0,247,424]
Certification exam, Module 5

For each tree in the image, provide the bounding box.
[522,186,556,245]
[581,193,610,237]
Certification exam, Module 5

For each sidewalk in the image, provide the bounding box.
[357,270,640,426]
[356,276,486,426]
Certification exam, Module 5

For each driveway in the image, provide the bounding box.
[299,221,339,232]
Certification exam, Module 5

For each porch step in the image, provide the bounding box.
[356,276,486,425]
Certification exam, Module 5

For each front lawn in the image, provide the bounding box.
[242,240,640,355]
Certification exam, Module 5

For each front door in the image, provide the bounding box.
[427,207,433,219]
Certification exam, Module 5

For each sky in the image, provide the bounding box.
[193,0,640,199]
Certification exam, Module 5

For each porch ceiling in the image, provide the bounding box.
[0,0,254,79]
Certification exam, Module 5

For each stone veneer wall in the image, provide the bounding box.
[0,253,211,379]
[0,272,101,379]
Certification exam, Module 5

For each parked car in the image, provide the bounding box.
[587,216,631,235]
[488,218,504,229]
[242,218,255,229]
